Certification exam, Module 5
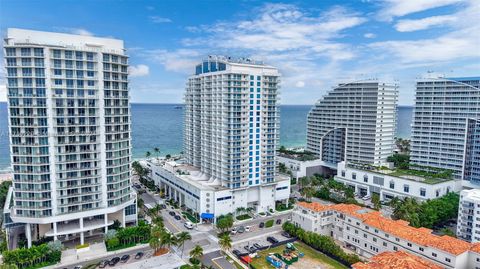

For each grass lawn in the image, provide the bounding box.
[250,241,347,269]
[236,214,252,221]
[182,211,199,223]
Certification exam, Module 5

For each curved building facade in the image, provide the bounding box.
[306,80,398,166]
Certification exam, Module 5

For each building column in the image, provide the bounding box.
[79,218,84,244]
[25,224,32,248]
[104,214,109,233]
[53,222,58,241]
[164,183,167,198]
[175,189,178,203]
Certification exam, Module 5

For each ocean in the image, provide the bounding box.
[0,103,413,171]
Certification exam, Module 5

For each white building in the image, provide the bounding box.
[457,189,480,243]
[144,159,290,220]
[3,29,136,248]
[147,56,290,220]
[292,201,480,269]
[334,161,460,201]
[277,154,325,179]
[306,80,398,167]
[410,77,480,187]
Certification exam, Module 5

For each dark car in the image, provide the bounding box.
[244,245,250,251]
[135,252,144,259]
[169,211,176,216]
[99,260,109,268]
[249,246,256,253]
[276,219,282,225]
[281,231,291,238]
[174,215,181,220]
[109,257,120,266]
[253,243,262,249]
[120,254,130,263]
[232,249,243,257]
[161,204,167,209]
[267,236,278,244]
[259,222,265,228]
[237,226,245,233]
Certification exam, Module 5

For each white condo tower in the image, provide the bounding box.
[3,28,136,248]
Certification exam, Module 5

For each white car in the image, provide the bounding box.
[244,226,251,232]
[231,227,237,235]
[184,221,194,229]
[362,195,371,201]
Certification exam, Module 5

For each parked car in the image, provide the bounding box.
[248,246,256,253]
[259,222,265,228]
[134,252,144,259]
[184,221,194,229]
[276,219,282,225]
[232,249,243,257]
[99,260,109,268]
[231,227,237,235]
[362,195,371,201]
[267,236,278,244]
[73,266,82,269]
[253,243,262,249]
[109,257,120,266]
[244,225,251,232]
[120,254,130,263]
[237,226,245,233]
[174,215,181,220]
[169,211,176,216]
[161,204,167,209]
[244,245,250,251]
[281,231,291,238]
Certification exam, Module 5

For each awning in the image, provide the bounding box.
[201,213,214,219]
[241,256,252,264]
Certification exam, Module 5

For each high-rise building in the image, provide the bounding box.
[306,80,398,166]
[464,118,480,187]
[457,189,480,243]
[145,56,290,219]
[3,28,136,247]
[184,56,279,187]
[410,77,480,186]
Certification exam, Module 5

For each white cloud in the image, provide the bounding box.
[364,33,376,38]
[149,16,172,23]
[0,85,6,102]
[377,0,461,20]
[143,49,201,73]
[295,81,305,88]
[395,15,457,32]
[70,28,93,36]
[129,64,150,77]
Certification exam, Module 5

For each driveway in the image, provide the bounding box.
[201,250,236,269]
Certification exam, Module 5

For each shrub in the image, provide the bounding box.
[282,222,361,266]
[236,214,251,221]
[76,243,90,249]
[265,219,274,228]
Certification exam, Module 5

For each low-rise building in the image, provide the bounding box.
[143,159,290,222]
[457,189,480,242]
[277,154,331,179]
[292,201,479,269]
[334,161,460,201]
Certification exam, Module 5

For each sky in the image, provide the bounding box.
[0,0,479,105]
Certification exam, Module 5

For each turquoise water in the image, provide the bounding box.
[0,103,413,170]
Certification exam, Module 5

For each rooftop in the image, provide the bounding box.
[352,251,442,269]
[296,201,472,255]
[347,162,454,184]
[461,189,480,201]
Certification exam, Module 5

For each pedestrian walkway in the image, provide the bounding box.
[115,252,186,269]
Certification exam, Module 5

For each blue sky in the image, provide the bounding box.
[1,0,479,105]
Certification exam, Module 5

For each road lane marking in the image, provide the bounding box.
[212,257,226,269]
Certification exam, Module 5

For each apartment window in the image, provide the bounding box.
[6,47,16,56]
[393,246,398,251]
[445,258,451,263]
[352,173,356,180]
[363,175,368,182]
[432,253,437,257]
[420,188,426,197]
[21,48,31,56]
[389,181,395,189]
[407,243,412,247]
[383,242,387,247]
[341,170,345,177]
[419,247,424,252]
[52,49,61,58]
[403,184,410,193]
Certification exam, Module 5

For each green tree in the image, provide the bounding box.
[218,234,232,254]
[154,147,160,162]
[371,193,381,210]
[216,215,233,233]
[145,151,152,160]
[189,244,204,263]
[176,231,192,257]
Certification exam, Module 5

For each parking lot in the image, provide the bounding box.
[232,230,294,257]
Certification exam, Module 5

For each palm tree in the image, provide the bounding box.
[145,151,151,160]
[149,237,160,253]
[235,207,245,217]
[154,147,160,162]
[189,244,203,262]
[176,231,192,257]
[218,234,232,254]
[160,231,177,250]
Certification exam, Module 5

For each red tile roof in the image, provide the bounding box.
[352,251,442,269]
